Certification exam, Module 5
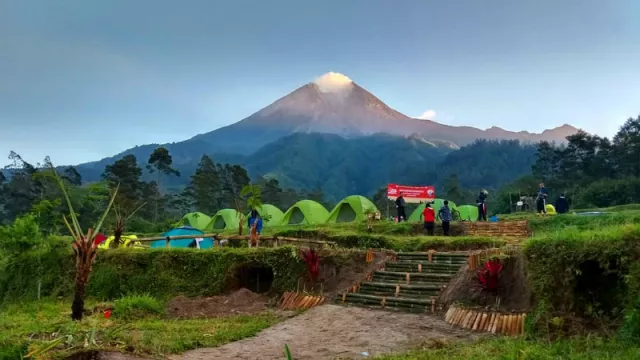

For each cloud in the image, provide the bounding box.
[416,109,437,120]
[313,72,353,93]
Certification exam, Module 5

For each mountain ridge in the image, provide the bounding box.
[72,72,579,181]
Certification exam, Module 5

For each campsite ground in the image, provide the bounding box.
[4,207,640,359]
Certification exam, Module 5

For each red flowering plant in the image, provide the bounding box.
[300,248,321,283]
[477,255,506,293]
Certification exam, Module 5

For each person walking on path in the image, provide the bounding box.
[555,193,569,214]
[423,202,435,236]
[438,200,453,236]
[396,192,407,222]
[476,190,488,221]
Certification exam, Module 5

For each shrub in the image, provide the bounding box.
[524,224,640,322]
[113,294,165,319]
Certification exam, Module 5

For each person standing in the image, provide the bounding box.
[476,190,488,221]
[396,192,407,222]
[438,200,453,236]
[536,183,549,215]
[423,202,435,236]
[555,193,569,214]
[247,209,263,247]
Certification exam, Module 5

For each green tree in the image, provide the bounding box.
[63,166,82,187]
[102,155,144,207]
[147,147,180,222]
[185,155,221,214]
[614,115,640,177]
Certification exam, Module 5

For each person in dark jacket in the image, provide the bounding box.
[555,194,570,214]
[396,193,407,222]
[476,190,488,221]
[536,183,549,215]
[438,200,453,236]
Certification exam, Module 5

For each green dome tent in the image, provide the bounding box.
[175,212,212,231]
[408,199,458,222]
[281,200,329,226]
[206,209,240,231]
[327,195,379,223]
[457,205,479,221]
[245,204,285,227]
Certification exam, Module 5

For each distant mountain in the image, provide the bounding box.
[74,72,579,177]
[188,72,578,154]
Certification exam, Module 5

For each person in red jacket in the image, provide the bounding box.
[423,202,436,236]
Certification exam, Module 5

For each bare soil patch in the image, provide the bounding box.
[167,288,269,319]
[172,305,484,360]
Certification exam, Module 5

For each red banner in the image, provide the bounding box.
[387,184,436,203]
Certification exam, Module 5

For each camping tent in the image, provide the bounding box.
[326,195,379,223]
[456,205,479,221]
[281,200,329,225]
[175,212,212,231]
[151,226,214,249]
[408,199,458,222]
[206,209,240,232]
[98,235,144,249]
[545,204,557,215]
[245,204,284,228]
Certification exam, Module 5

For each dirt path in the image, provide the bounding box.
[171,305,483,360]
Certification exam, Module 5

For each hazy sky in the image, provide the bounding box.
[1,0,639,166]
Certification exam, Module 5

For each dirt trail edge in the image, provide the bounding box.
[171,305,483,360]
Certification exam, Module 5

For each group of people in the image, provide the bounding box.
[394,183,571,236]
[535,183,570,215]
[395,193,453,236]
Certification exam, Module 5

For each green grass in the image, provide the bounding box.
[112,294,165,320]
[0,299,278,359]
[377,337,640,360]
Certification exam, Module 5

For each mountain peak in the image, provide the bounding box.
[313,72,354,93]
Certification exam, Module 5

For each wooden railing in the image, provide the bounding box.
[130,234,337,249]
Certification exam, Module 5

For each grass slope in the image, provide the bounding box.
[0,299,278,359]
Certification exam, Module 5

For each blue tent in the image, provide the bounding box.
[151,226,214,249]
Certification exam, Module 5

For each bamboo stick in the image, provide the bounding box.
[479,313,488,332]
[472,312,482,331]
[489,313,497,332]
[464,312,476,329]
[494,315,502,334]
[520,313,526,335]
[449,308,460,324]
[454,309,467,326]
[445,306,455,323]
[431,298,436,313]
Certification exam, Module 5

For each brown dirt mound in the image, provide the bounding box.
[439,254,532,312]
[167,288,269,319]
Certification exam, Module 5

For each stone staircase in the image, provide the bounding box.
[336,252,468,313]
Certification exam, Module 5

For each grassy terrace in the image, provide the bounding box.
[378,338,640,360]
[0,299,278,359]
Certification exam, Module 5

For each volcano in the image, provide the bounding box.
[188,72,579,154]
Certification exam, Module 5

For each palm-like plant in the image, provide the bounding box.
[50,164,117,320]
[111,202,146,249]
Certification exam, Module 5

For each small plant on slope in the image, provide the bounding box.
[477,256,504,293]
[300,248,320,283]
[50,162,118,321]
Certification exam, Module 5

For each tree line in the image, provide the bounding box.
[491,115,640,211]
[0,149,327,234]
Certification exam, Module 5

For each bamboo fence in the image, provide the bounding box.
[278,291,325,310]
[444,304,526,336]
[461,220,530,239]
[131,234,337,249]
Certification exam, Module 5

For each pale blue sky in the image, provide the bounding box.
[1,0,639,166]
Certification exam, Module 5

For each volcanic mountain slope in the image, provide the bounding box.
[190,72,578,152]
[73,72,579,179]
